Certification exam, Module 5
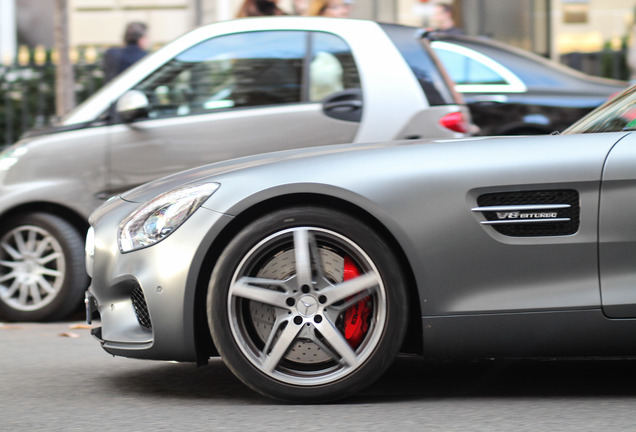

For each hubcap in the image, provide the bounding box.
[228,227,386,386]
[0,225,65,311]
[296,295,318,317]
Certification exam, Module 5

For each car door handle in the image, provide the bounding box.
[321,89,363,122]
[323,100,363,112]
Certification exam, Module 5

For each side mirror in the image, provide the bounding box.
[116,90,149,123]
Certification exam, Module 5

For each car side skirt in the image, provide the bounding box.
[421,309,636,359]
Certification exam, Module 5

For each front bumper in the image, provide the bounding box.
[85,196,233,362]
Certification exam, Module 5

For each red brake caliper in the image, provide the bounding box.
[342,256,371,348]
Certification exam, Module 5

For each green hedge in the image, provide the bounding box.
[0,59,104,148]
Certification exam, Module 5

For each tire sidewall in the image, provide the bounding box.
[208,206,408,402]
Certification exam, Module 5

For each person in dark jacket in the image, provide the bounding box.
[431,3,464,35]
[104,22,148,82]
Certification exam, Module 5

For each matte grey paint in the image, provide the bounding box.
[88,130,636,362]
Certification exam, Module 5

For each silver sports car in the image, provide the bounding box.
[87,84,636,403]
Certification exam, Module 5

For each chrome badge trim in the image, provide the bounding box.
[472,204,572,225]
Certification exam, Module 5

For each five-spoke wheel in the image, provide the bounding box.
[208,207,408,402]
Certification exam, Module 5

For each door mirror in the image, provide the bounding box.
[116,90,149,123]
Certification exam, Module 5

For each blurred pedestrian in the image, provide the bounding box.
[292,0,310,15]
[430,3,464,35]
[104,21,148,82]
[306,0,353,100]
[628,25,636,84]
[307,0,353,18]
[236,0,286,17]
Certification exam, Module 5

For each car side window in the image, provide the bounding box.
[309,32,361,101]
[134,31,306,119]
[431,41,526,93]
[436,48,505,85]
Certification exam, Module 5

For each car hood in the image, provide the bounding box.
[119,141,404,203]
[120,138,482,204]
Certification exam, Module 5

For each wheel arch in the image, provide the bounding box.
[192,192,424,363]
[0,202,89,236]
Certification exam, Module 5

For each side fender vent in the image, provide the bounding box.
[472,189,580,237]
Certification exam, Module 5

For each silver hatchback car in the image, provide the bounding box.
[0,17,470,322]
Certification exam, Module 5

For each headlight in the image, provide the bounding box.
[0,146,28,171]
[85,226,95,277]
[118,183,219,253]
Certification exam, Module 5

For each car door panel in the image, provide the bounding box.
[106,104,357,193]
[105,29,361,194]
[393,134,617,317]
[599,132,636,318]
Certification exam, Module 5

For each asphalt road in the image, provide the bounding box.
[3,320,636,432]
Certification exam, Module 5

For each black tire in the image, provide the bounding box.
[0,212,88,322]
[207,207,408,402]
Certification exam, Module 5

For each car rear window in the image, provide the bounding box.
[379,23,460,106]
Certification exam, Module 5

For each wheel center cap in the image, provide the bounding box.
[296,295,319,317]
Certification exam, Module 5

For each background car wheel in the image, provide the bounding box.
[0,213,88,322]
[207,207,408,402]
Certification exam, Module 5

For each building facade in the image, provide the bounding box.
[4,0,636,60]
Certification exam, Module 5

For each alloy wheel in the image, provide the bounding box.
[0,224,65,312]
[226,226,386,386]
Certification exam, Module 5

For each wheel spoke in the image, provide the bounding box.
[26,230,38,253]
[308,233,325,282]
[260,318,284,357]
[232,277,291,309]
[2,278,20,298]
[29,282,42,304]
[37,251,61,266]
[35,276,56,294]
[314,318,358,366]
[308,328,343,361]
[37,267,63,278]
[34,237,52,258]
[0,270,18,283]
[18,282,29,305]
[13,231,28,255]
[319,272,380,306]
[293,228,313,290]
[260,320,303,373]
[1,242,22,261]
[0,260,21,270]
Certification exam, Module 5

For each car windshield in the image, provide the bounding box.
[564,85,636,134]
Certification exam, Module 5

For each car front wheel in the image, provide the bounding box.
[0,213,88,321]
[207,207,408,402]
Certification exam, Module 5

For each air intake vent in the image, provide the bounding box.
[473,190,580,237]
[131,285,152,329]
